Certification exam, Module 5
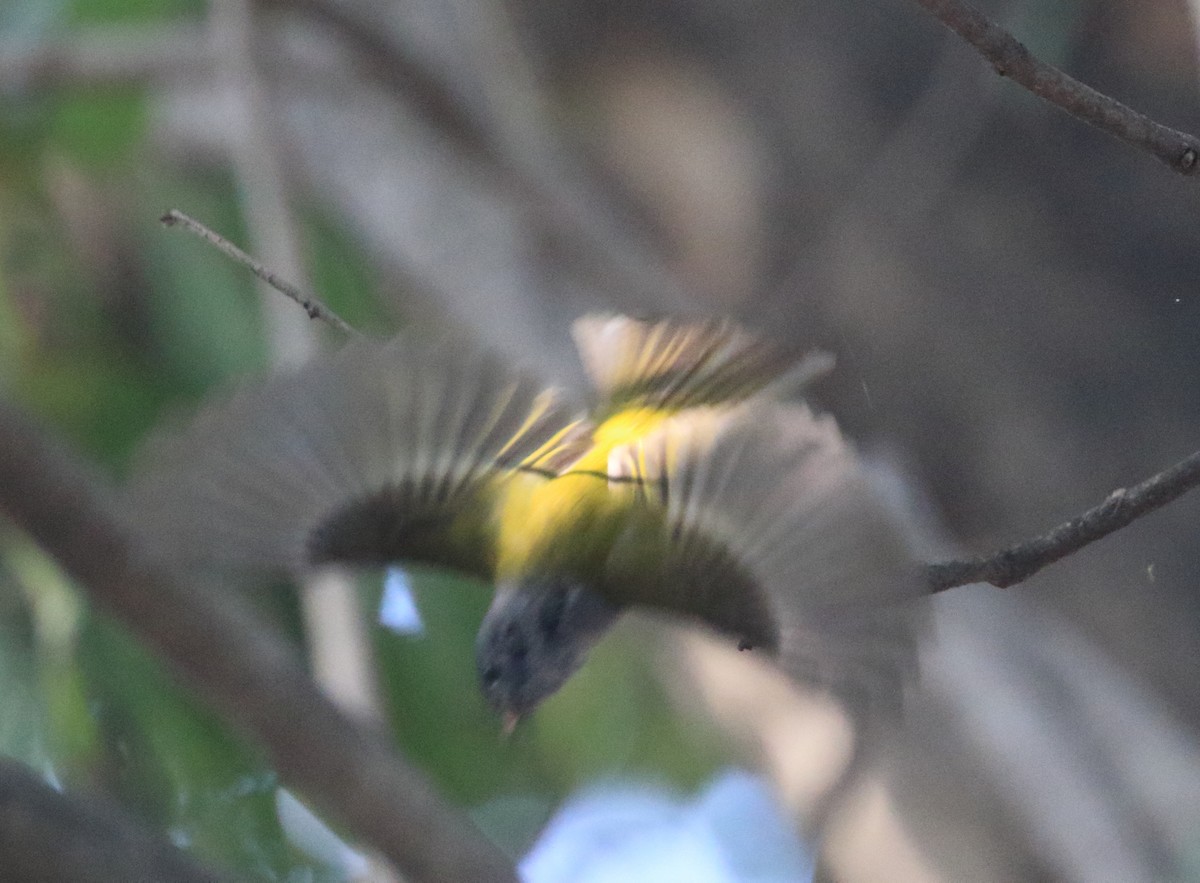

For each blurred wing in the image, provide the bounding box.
[571,314,832,415]
[608,404,926,712]
[125,334,583,580]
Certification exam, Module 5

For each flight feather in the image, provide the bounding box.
[124,334,581,578]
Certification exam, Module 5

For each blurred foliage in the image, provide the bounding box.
[67,0,198,26]
[0,2,735,879]
[368,567,732,859]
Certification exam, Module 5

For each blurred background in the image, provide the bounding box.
[2,0,1200,879]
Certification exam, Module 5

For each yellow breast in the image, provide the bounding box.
[493,407,670,580]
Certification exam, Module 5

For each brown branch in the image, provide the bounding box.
[160,210,356,335]
[912,0,1200,175]
[0,758,226,883]
[0,400,516,883]
[926,448,1200,592]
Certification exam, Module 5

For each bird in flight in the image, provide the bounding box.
[127,315,925,730]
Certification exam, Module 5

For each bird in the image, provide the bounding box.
[125,314,925,731]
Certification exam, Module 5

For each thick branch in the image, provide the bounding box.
[0,758,225,883]
[0,401,516,883]
[913,0,1200,175]
[927,448,1200,592]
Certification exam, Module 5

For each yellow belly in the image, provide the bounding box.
[494,407,670,580]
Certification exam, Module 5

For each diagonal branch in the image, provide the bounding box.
[142,215,1200,603]
[912,0,1200,175]
[0,758,226,883]
[926,448,1200,592]
[160,210,356,335]
[0,400,516,883]
[255,0,691,312]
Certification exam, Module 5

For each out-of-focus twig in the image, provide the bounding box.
[254,0,692,312]
[0,401,517,883]
[160,209,356,335]
[926,448,1200,591]
[207,0,385,741]
[260,0,495,169]
[0,25,207,89]
[0,758,225,883]
[0,26,334,94]
[912,0,1200,175]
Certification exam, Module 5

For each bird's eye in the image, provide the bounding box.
[537,590,568,639]
[482,665,501,687]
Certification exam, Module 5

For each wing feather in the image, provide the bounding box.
[571,314,831,414]
[124,333,581,580]
[611,403,926,712]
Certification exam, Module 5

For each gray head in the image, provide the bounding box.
[475,577,620,721]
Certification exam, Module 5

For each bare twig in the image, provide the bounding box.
[0,401,517,883]
[210,0,385,764]
[926,448,1200,592]
[0,758,225,883]
[160,209,356,335]
[912,0,1200,175]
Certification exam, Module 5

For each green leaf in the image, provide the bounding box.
[139,182,267,396]
[0,547,48,768]
[304,210,390,334]
[372,569,551,807]
[4,539,99,773]
[66,0,199,26]
[532,626,728,791]
[77,615,332,879]
[372,568,730,829]
[49,92,146,171]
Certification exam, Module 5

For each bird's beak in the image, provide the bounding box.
[501,711,520,737]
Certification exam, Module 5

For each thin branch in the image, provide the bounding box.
[926,448,1200,592]
[160,209,356,335]
[211,0,386,736]
[0,401,517,883]
[912,0,1200,175]
[0,758,226,883]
